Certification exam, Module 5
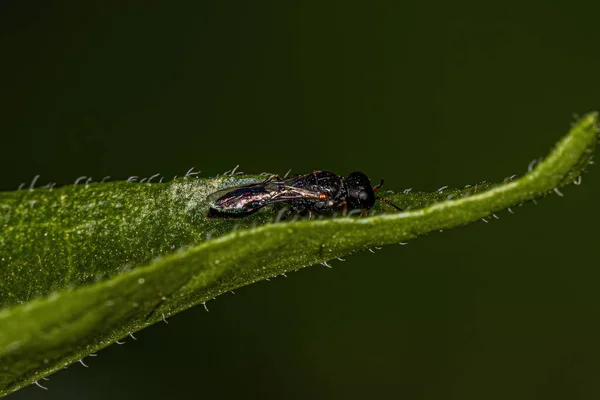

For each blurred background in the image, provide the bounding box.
[1,1,599,399]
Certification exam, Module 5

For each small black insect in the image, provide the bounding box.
[207,170,402,219]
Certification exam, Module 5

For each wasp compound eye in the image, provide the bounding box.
[358,190,375,208]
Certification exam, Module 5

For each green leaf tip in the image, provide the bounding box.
[0,113,597,396]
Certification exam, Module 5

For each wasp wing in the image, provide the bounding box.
[207,174,325,211]
[253,174,326,202]
[207,175,321,200]
[263,174,330,202]
[266,186,324,202]
[206,175,280,203]
[208,183,322,204]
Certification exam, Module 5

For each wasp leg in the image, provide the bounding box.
[338,201,348,217]
[278,208,295,221]
[307,210,313,220]
[287,207,309,220]
[262,174,282,183]
[360,209,368,217]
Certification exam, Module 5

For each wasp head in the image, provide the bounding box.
[345,172,376,210]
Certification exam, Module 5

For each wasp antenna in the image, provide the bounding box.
[373,179,384,193]
[376,196,402,211]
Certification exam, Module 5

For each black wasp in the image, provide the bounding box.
[207,170,402,219]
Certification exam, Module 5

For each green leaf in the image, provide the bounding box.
[0,113,597,397]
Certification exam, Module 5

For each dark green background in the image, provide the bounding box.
[1,1,599,399]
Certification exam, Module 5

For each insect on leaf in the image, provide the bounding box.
[0,112,598,397]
